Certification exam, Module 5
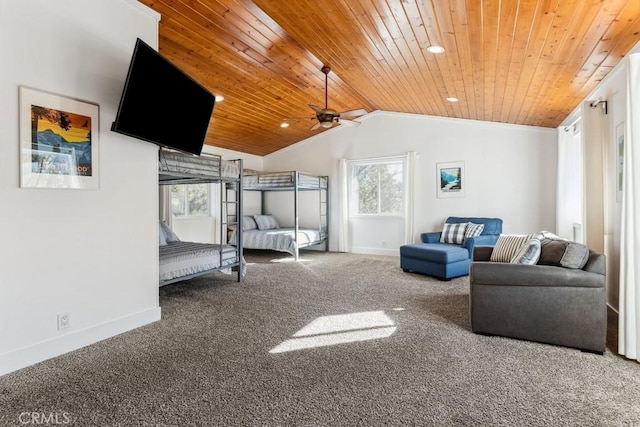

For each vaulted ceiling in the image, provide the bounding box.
[138,0,640,156]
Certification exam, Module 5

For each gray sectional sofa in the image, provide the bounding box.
[470,245,607,353]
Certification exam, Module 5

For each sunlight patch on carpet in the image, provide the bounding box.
[270,311,396,354]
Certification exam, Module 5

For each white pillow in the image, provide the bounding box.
[490,234,533,262]
[242,215,258,231]
[160,221,180,242]
[254,214,280,230]
[159,223,168,246]
[510,238,542,265]
[440,222,468,245]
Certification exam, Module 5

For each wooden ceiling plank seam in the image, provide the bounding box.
[382,0,446,115]
[491,0,520,124]
[447,0,477,119]
[343,0,428,112]
[389,0,447,115]
[358,0,430,113]
[498,0,539,123]
[510,0,562,124]
[525,0,615,125]
[481,0,501,122]
[463,0,484,121]
[421,0,468,117]
[159,29,330,116]
[254,0,384,111]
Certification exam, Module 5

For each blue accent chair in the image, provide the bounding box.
[400,217,503,280]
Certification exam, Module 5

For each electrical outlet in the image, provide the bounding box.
[57,313,70,330]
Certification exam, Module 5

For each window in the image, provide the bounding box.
[171,184,210,217]
[348,158,405,216]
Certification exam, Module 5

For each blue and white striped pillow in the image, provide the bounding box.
[465,222,485,238]
[440,222,468,244]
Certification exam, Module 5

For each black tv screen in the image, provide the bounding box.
[111,38,215,156]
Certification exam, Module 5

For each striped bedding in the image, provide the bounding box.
[228,227,326,256]
[159,241,245,285]
[243,172,326,189]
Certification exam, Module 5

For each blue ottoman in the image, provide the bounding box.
[400,243,471,280]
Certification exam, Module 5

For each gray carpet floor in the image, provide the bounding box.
[1,250,640,426]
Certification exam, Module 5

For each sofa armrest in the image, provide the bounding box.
[421,232,441,243]
[463,234,499,254]
[473,246,493,261]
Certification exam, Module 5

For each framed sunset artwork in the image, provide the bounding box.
[19,86,99,189]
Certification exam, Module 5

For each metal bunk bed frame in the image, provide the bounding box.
[243,170,328,260]
[159,149,244,283]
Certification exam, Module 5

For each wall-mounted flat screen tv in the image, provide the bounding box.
[111,38,215,156]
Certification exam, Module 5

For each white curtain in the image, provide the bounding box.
[404,151,418,244]
[159,185,172,229]
[337,159,349,252]
[556,123,584,241]
[582,100,607,254]
[619,53,640,361]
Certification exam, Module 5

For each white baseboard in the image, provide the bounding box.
[350,247,399,256]
[0,307,161,377]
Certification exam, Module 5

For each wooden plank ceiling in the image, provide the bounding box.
[138,0,640,156]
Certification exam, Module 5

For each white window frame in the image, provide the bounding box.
[171,183,211,218]
[347,156,407,218]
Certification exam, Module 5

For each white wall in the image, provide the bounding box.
[0,0,161,375]
[264,111,557,253]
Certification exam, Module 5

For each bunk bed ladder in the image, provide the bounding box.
[221,159,244,282]
[319,176,329,252]
[294,171,299,261]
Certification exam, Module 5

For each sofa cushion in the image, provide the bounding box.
[490,234,531,263]
[400,243,469,263]
[440,222,468,244]
[465,223,485,238]
[510,238,541,265]
[539,240,590,269]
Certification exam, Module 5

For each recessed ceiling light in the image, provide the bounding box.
[426,45,445,54]
[446,97,459,102]
[215,95,224,102]
[280,122,290,128]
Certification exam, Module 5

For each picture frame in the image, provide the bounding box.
[616,121,624,203]
[19,86,99,189]
[437,161,465,198]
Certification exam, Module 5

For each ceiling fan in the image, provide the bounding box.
[286,66,367,131]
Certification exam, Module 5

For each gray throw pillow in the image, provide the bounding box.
[538,239,589,269]
[560,242,590,269]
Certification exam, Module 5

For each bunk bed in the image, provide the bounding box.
[158,149,245,286]
[229,170,328,260]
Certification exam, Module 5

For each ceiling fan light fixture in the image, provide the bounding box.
[320,121,333,129]
[426,45,445,54]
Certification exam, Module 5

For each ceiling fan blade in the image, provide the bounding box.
[309,104,324,114]
[338,118,361,127]
[339,108,368,119]
[310,121,322,131]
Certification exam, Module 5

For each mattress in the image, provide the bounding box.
[228,227,327,256]
[159,241,245,284]
[159,151,241,183]
[243,172,327,190]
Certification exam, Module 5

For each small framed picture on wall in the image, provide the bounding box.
[436,161,465,198]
